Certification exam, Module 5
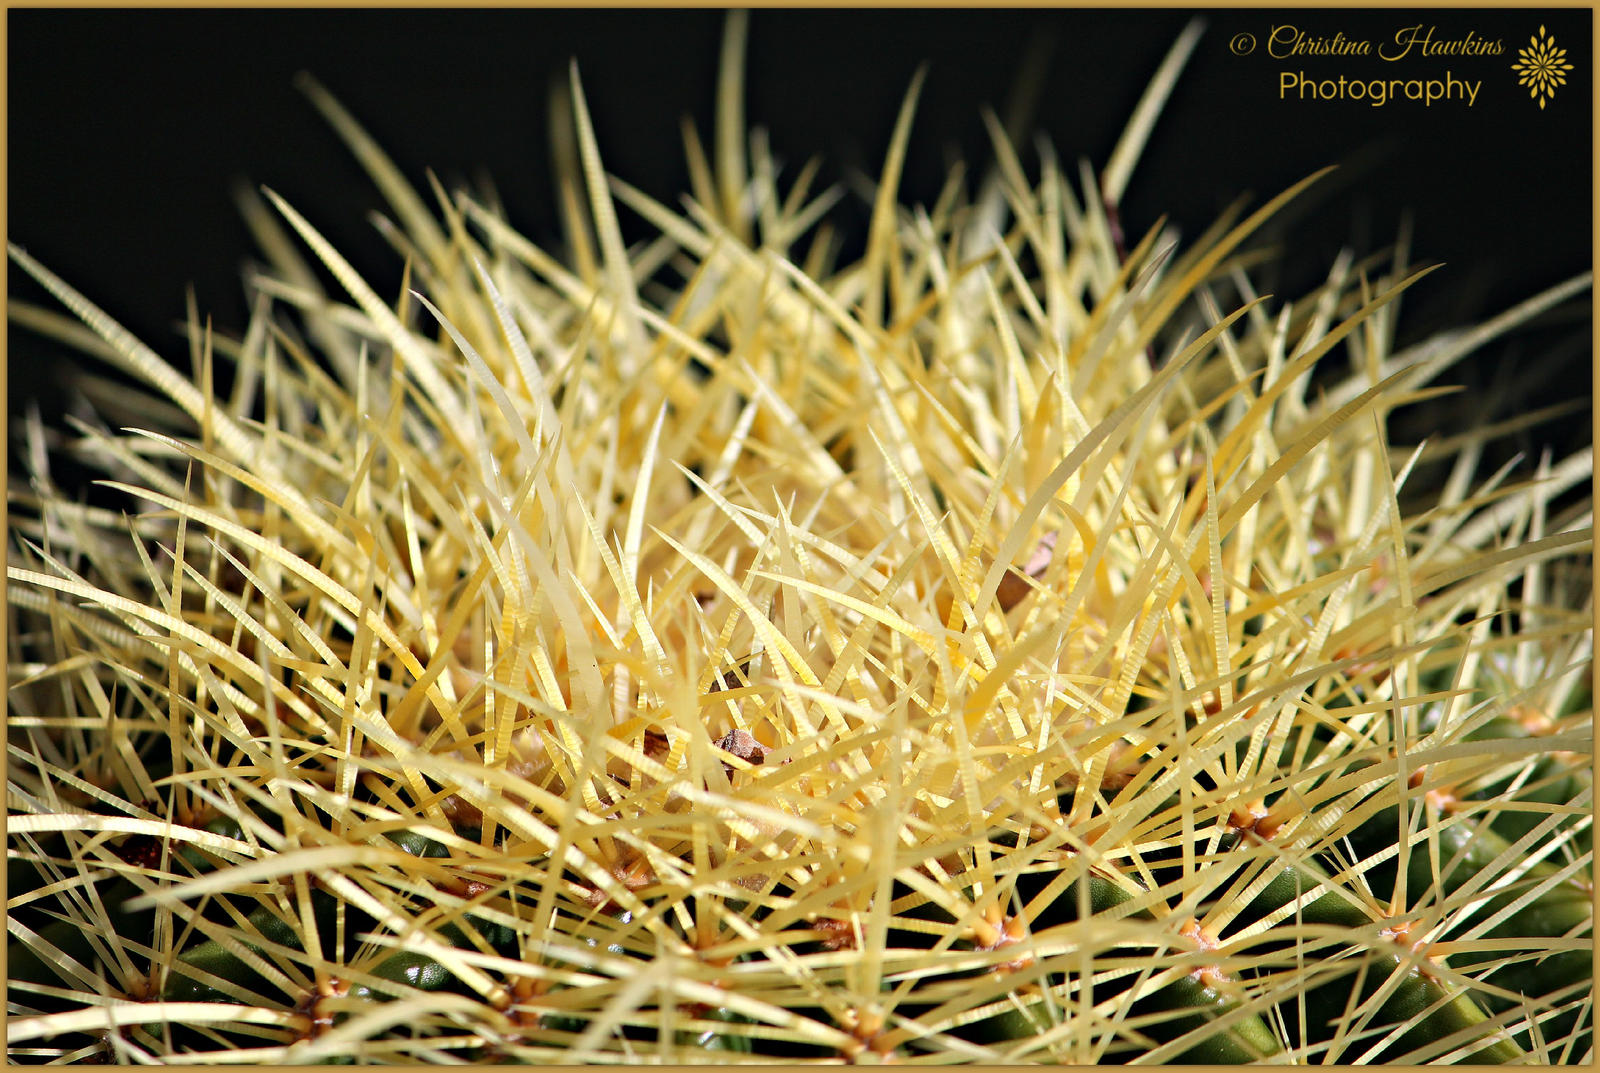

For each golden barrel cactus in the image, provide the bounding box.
[8,15,1592,1064]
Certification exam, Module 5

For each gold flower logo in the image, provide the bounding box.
[1511,24,1575,108]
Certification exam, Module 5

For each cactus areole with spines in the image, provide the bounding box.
[7,14,1592,1065]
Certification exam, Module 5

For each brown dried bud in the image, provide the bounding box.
[812,916,857,951]
[642,726,671,760]
[113,834,166,871]
[709,660,754,693]
[715,728,771,779]
[996,532,1058,612]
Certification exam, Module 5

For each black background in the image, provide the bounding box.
[9,8,1593,465]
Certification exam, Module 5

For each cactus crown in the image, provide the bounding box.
[7,14,1592,1065]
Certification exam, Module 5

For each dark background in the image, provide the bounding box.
[9,8,1593,468]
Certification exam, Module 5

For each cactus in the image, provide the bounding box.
[8,15,1592,1064]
